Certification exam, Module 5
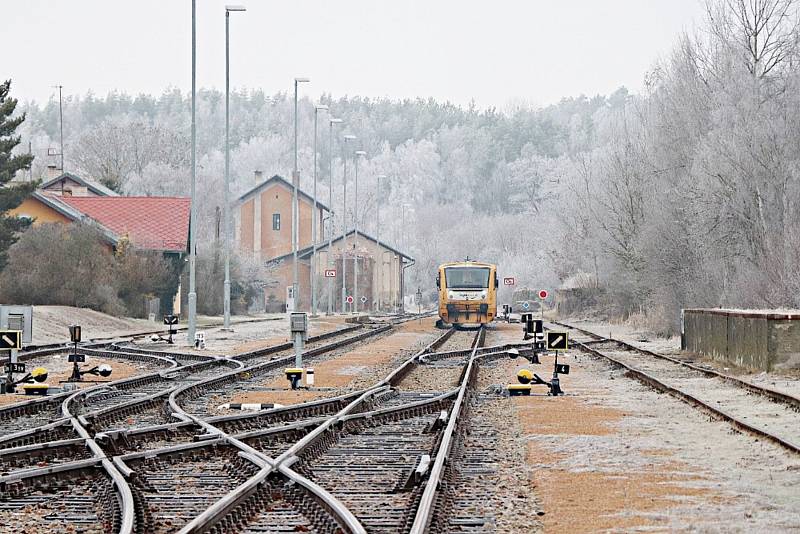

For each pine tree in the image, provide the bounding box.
[0,80,35,270]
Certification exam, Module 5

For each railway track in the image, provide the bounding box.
[164,319,476,533]
[174,324,391,416]
[0,312,502,533]
[0,462,124,533]
[0,325,377,448]
[119,441,261,533]
[555,320,800,454]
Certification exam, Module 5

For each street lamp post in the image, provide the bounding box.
[327,118,342,315]
[223,4,246,330]
[375,174,386,312]
[353,150,366,314]
[188,0,198,344]
[52,85,64,172]
[310,104,328,317]
[340,134,356,313]
[292,77,310,312]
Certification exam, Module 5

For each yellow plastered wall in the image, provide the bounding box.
[8,197,72,224]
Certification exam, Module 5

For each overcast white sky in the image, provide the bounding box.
[4,0,705,108]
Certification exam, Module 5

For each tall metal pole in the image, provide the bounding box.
[188,0,198,344]
[341,146,348,313]
[292,77,309,312]
[292,80,299,312]
[340,135,356,312]
[223,9,232,329]
[57,85,64,171]
[311,108,318,316]
[401,204,406,314]
[222,5,245,329]
[375,174,385,312]
[354,154,359,314]
[327,118,342,315]
[353,151,365,314]
[311,105,327,317]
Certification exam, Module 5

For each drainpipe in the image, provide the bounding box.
[401,257,415,314]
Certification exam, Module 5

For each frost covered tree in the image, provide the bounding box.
[0,80,35,270]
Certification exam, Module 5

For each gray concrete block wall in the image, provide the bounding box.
[684,309,800,371]
[770,320,800,370]
[727,314,769,369]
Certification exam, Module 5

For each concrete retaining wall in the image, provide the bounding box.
[683,309,800,371]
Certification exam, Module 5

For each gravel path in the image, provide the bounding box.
[517,336,800,531]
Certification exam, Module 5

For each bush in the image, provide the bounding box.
[195,246,275,315]
[114,239,181,316]
[0,223,177,317]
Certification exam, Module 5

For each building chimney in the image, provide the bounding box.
[254,170,263,183]
[46,164,60,180]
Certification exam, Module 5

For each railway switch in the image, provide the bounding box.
[66,328,113,383]
[31,367,48,382]
[163,315,178,344]
[507,384,532,396]
[11,366,50,395]
[517,369,533,384]
[21,383,48,395]
[285,368,303,390]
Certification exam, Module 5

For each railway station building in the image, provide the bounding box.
[234,172,413,312]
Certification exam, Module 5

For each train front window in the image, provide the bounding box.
[445,267,490,289]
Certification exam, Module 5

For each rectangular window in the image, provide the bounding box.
[272,213,281,231]
[444,267,490,289]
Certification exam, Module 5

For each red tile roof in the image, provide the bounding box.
[58,196,190,252]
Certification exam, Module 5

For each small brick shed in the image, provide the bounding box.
[683,308,800,371]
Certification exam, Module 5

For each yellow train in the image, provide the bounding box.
[436,261,498,327]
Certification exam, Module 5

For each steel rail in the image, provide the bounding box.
[168,325,391,415]
[48,356,245,533]
[408,326,485,533]
[79,346,179,368]
[160,329,386,534]
[14,315,282,356]
[0,362,202,446]
[554,320,800,411]
[0,314,423,533]
[61,384,135,533]
[274,326,456,465]
[574,339,800,454]
[175,317,444,533]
